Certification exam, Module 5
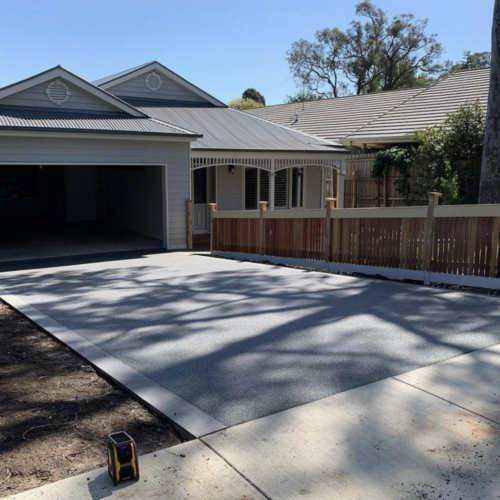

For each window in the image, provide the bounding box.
[244,168,305,210]
[245,168,270,210]
[274,170,288,208]
[245,168,258,209]
[193,168,207,204]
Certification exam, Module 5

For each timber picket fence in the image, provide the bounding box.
[210,195,500,290]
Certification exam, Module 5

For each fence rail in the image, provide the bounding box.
[210,195,500,290]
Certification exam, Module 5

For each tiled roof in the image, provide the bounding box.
[0,106,201,137]
[128,99,345,152]
[246,88,423,142]
[344,68,490,143]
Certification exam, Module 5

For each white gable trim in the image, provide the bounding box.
[0,66,147,118]
[98,62,226,107]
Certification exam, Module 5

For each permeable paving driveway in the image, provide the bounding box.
[2,252,500,427]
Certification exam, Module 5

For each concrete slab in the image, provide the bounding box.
[204,377,500,499]
[1,252,500,426]
[0,223,162,265]
[0,293,225,439]
[4,439,266,500]
[396,343,500,424]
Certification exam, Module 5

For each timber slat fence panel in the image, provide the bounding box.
[211,201,500,289]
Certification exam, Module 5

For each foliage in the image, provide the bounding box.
[443,51,491,75]
[285,90,324,103]
[286,0,444,98]
[413,101,485,204]
[242,88,266,106]
[372,147,415,205]
[227,97,264,110]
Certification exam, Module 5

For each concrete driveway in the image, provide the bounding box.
[1,252,500,427]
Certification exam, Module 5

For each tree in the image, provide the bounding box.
[414,101,485,204]
[227,97,264,110]
[285,90,324,103]
[287,0,444,98]
[443,51,491,75]
[242,88,266,106]
[479,1,500,203]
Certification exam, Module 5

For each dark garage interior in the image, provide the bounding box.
[0,164,164,264]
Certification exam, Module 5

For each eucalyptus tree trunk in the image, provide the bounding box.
[479,0,500,203]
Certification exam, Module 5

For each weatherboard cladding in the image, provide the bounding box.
[0,79,121,113]
[109,72,208,103]
[0,107,200,136]
[345,68,490,141]
[126,99,344,151]
[246,88,423,142]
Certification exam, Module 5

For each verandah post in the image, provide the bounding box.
[422,192,441,283]
[186,199,193,250]
[324,198,336,262]
[209,203,217,251]
[259,201,268,257]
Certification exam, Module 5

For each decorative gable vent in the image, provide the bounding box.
[45,79,71,105]
[145,71,163,92]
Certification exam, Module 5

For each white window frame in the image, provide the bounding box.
[243,167,308,210]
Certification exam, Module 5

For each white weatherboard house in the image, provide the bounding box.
[0,61,346,259]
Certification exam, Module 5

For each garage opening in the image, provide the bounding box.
[0,165,164,264]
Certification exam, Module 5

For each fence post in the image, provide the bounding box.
[336,169,345,208]
[324,198,336,262]
[259,201,268,256]
[490,217,500,278]
[383,169,389,207]
[186,199,193,250]
[353,172,358,208]
[209,203,217,251]
[422,192,441,284]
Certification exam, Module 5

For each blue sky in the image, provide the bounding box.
[0,0,494,105]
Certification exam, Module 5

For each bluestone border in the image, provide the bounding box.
[0,291,226,440]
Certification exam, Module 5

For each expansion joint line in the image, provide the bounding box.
[200,438,274,500]
[392,376,500,427]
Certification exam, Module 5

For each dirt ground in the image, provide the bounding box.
[0,300,182,498]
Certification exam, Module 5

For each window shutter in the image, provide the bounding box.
[260,170,270,203]
[291,168,304,208]
[245,168,258,210]
[274,170,288,208]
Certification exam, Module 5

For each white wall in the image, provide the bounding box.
[305,165,323,209]
[216,165,243,210]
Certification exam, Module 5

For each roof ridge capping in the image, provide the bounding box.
[94,61,227,108]
[0,65,149,118]
[342,66,490,144]
[252,86,425,111]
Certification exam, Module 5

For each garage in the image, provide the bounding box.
[0,65,200,264]
[0,164,165,264]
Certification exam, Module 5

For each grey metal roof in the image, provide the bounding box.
[92,62,156,86]
[0,106,201,137]
[344,68,490,144]
[127,99,345,152]
[246,88,423,142]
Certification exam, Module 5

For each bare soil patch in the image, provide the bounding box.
[0,300,182,497]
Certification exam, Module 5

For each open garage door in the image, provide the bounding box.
[0,164,164,264]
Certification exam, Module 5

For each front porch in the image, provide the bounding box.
[188,151,346,246]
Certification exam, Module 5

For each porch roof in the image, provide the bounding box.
[125,98,346,153]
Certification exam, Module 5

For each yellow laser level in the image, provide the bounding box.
[107,431,139,485]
